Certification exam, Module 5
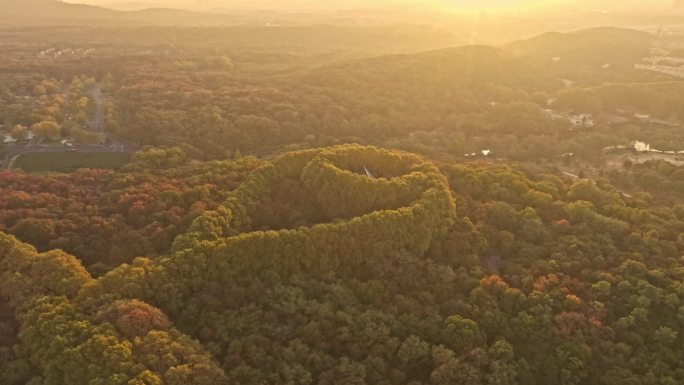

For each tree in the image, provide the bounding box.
[444,316,484,352]
[70,127,102,144]
[31,121,61,142]
[10,125,28,142]
[96,300,171,338]
[32,85,46,97]
[10,218,55,248]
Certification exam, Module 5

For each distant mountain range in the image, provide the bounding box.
[2,0,681,35]
[505,27,654,65]
[65,0,678,12]
[0,0,230,26]
[1,0,116,18]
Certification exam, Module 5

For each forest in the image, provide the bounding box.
[2,4,684,384]
[2,145,684,385]
[2,26,681,165]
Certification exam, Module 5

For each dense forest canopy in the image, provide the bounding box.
[3,145,684,384]
[1,25,680,163]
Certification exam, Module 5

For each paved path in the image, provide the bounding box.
[90,82,105,132]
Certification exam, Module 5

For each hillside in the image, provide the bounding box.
[294,27,658,105]
[3,145,684,383]
[0,0,122,21]
[0,0,221,26]
[301,45,556,92]
[504,27,654,65]
[62,25,668,165]
[1,25,675,166]
[555,81,684,119]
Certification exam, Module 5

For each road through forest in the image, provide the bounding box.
[1,83,137,169]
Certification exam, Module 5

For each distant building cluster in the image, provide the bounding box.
[38,47,96,58]
[569,113,595,127]
[603,142,684,157]
[637,47,684,78]
[633,141,651,153]
[635,63,684,78]
[464,149,492,158]
[543,109,595,127]
[3,131,35,144]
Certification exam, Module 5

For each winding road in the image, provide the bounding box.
[90,82,105,132]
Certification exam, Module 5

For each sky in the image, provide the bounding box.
[427,0,568,10]
[64,0,672,12]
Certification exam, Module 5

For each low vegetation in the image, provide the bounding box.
[13,152,131,172]
[1,145,684,384]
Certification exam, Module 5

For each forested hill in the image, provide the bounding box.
[0,0,220,26]
[504,27,654,65]
[301,27,654,92]
[0,26,669,162]
[98,26,675,161]
[3,145,684,384]
[0,0,121,20]
[300,45,557,92]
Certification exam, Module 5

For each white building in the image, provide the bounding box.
[569,113,595,127]
[633,141,651,152]
[2,130,35,143]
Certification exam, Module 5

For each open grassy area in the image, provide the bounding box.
[14,152,131,173]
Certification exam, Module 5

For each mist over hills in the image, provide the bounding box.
[0,0,231,26]
[2,0,679,42]
[505,27,653,65]
[0,0,118,17]
[65,0,676,12]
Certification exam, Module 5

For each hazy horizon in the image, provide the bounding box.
[63,0,676,12]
